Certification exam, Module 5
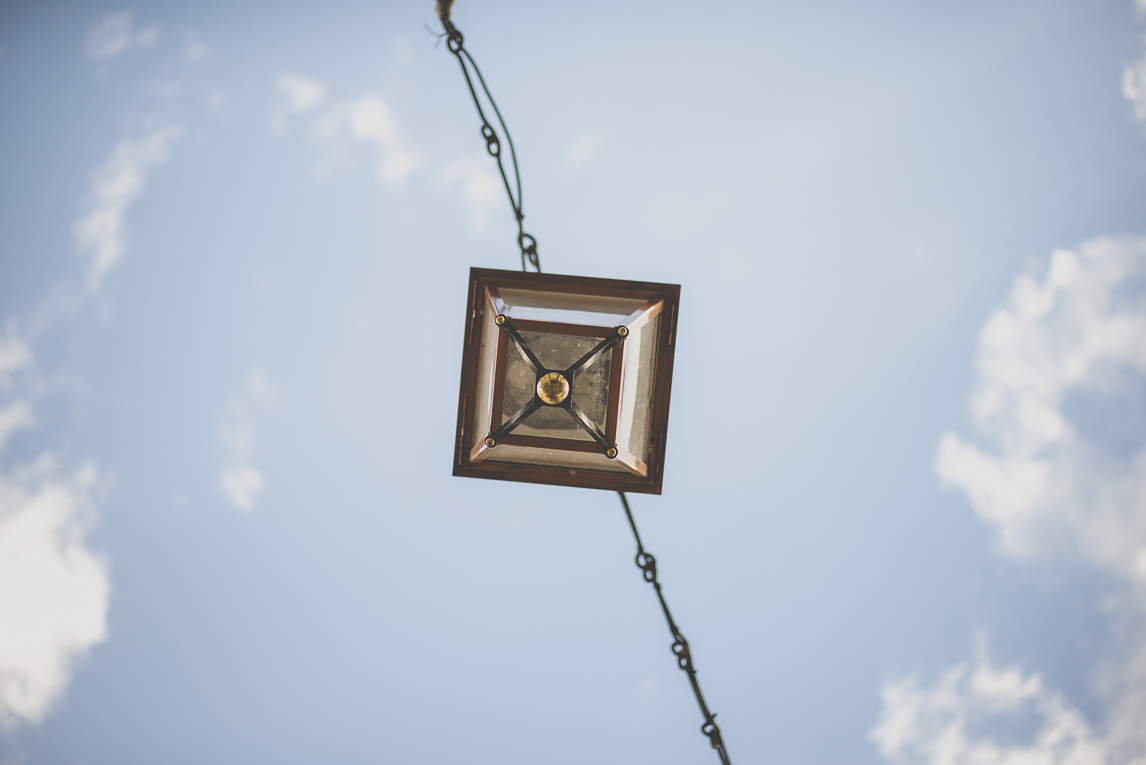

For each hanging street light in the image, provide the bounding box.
[454,268,680,494]
[437,3,730,759]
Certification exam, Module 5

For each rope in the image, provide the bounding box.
[435,6,731,760]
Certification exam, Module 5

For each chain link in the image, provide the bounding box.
[438,11,540,272]
[621,492,732,764]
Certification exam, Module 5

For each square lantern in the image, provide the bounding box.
[453,268,680,494]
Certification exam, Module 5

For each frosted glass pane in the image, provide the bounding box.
[485,444,630,472]
[502,340,536,422]
[502,340,591,440]
[572,349,610,432]
[472,306,499,450]
[616,315,659,461]
[518,405,589,440]
[498,288,646,317]
[499,329,614,441]
[519,330,601,371]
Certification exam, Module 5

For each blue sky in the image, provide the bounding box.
[1,1,1146,763]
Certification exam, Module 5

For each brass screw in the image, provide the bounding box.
[605,447,618,459]
[485,436,497,448]
[616,326,629,337]
[495,315,506,326]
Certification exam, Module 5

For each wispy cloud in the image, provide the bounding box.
[872,635,1108,765]
[85,10,158,64]
[277,73,326,114]
[441,155,502,228]
[1124,5,1146,125]
[184,38,213,64]
[0,457,109,728]
[935,237,1146,571]
[0,403,33,455]
[339,95,423,184]
[73,126,181,293]
[0,92,180,731]
[873,237,1146,765]
[274,76,423,186]
[0,325,33,391]
[269,73,505,225]
[1123,52,1146,125]
[564,131,605,167]
[0,326,37,456]
[217,371,273,513]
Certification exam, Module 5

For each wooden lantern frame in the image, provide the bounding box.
[453,267,680,494]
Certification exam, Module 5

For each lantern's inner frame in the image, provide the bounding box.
[468,284,664,478]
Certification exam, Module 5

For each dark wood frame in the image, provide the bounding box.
[453,267,680,494]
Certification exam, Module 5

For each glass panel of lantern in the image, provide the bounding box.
[454,268,680,494]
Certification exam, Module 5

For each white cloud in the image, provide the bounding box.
[219,466,264,513]
[134,24,159,48]
[85,11,133,62]
[206,89,227,113]
[273,78,425,186]
[345,95,423,184]
[217,371,273,513]
[184,39,213,64]
[0,403,33,454]
[565,131,605,167]
[0,102,178,736]
[0,324,33,391]
[0,119,178,729]
[245,369,274,406]
[935,237,1146,576]
[272,73,326,135]
[74,126,182,293]
[873,237,1146,765]
[0,456,109,727]
[872,637,1110,765]
[441,156,502,228]
[0,325,34,451]
[1123,51,1146,125]
[392,37,414,67]
[277,74,326,114]
[0,327,108,734]
[85,11,158,63]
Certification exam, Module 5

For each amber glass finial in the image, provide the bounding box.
[536,372,570,405]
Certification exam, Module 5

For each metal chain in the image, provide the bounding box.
[437,8,539,272]
[619,492,732,764]
[436,5,730,760]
